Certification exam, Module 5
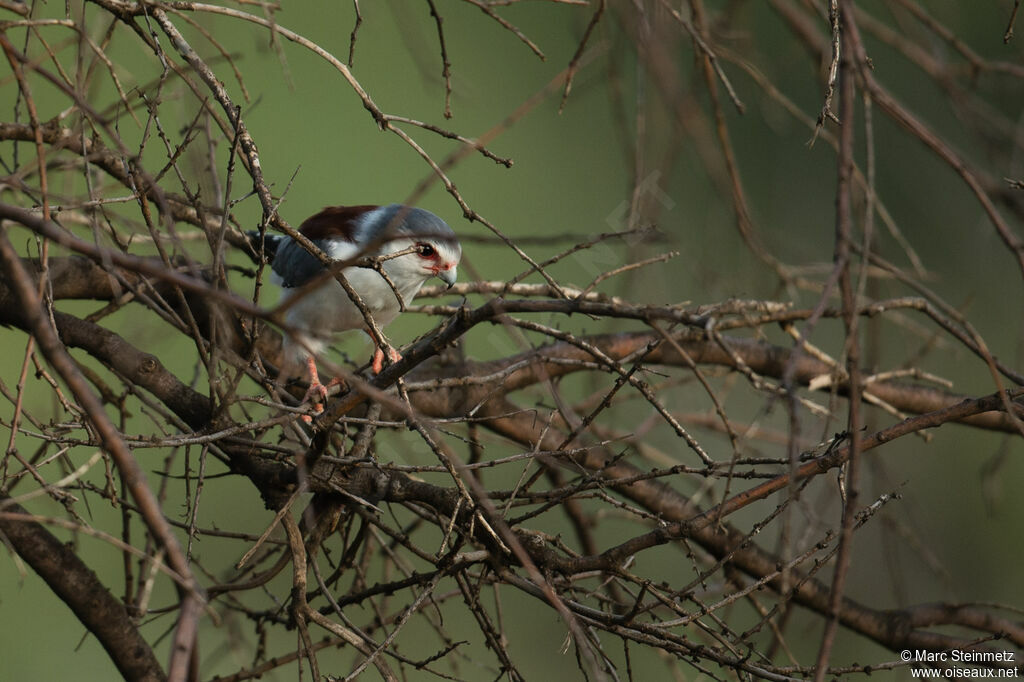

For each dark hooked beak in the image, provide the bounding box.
[438,267,457,289]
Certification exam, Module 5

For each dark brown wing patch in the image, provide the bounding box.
[298,205,379,241]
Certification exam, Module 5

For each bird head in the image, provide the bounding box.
[371,204,461,290]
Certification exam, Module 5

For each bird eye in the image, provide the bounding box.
[417,243,436,258]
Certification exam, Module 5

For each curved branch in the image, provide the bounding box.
[0,501,167,682]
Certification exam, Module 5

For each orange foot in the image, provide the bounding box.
[371,346,403,374]
[300,356,344,423]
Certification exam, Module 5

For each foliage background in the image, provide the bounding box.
[1,1,1023,680]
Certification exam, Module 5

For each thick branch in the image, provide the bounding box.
[0,500,167,682]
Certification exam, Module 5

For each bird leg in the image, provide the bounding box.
[301,356,344,422]
[303,356,328,404]
[371,345,403,374]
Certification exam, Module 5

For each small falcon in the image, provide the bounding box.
[248,203,461,409]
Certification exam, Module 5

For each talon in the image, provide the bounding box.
[301,401,324,424]
[300,357,345,420]
[302,381,330,404]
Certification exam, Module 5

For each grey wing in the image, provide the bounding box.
[271,237,332,288]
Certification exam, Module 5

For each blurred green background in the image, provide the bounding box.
[2,1,1023,679]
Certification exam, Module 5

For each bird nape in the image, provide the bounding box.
[247,203,462,418]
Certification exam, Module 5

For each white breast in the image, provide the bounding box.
[276,236,432,364]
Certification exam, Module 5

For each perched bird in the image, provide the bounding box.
[248,203,461,408]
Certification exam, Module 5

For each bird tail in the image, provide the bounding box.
[245,230,284,262]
